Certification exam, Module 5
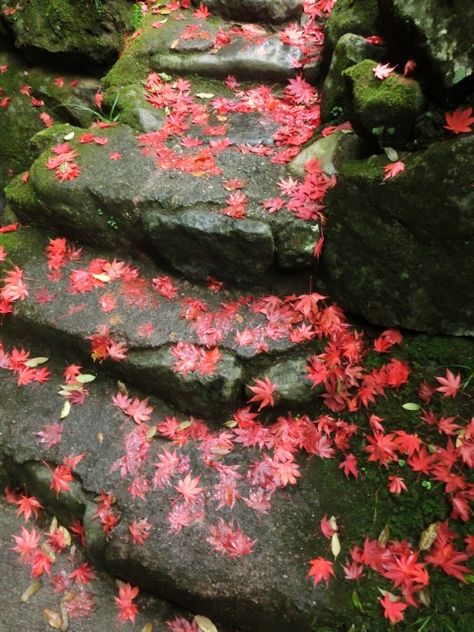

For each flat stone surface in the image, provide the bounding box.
[6,122,320,284]
[0,499,202,632]
[0,227,323,417]
[0,343,350,632]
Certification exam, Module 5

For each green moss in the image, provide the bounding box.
[343,59,425,146]
[0,227,46,271]
[2,0,133,64]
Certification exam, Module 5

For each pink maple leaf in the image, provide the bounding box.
[383,161,405,180]
[435,369,461,398]
[247,376,277,410]
[373,63,397,80]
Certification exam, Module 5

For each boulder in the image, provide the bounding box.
[0,0,133,65]
[191,0,302,24]
[380,0,474,89]
[0,347,352,632]
[0,227,319,417]
[321,33,385,123]
[150,33,301,82]
[143,208,275,284]
[5,123,320,283]
[324,0,380,54]
[343,59,425,148]
[320,134,474,334]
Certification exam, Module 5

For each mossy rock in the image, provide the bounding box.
[0,0,134,65]
[325,0,380,54]
[343,58,425,148]
[382,0,474,90]
[321,33,385,124]
[320,133,474,334]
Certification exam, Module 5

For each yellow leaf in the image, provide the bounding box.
[170,38,179,49]
[147,426,157,440]
[92,273,111,283]
[141,624,153,632]
[195,93,215,99]
[329,515,338,532]
[24,357,49,367]
[194,615,218,632]
[76,374,96,384]
[43,609,63,629]
[331,533,341,558]
[418,588,431,607]
[21,580,42,602]
[59,603,69,631]
[419,522,439,551]
[117,380,128,394]
[60,400,71,419]
[177,420,193,431]
[224,420,237,428]
[97,432,104,444]
[377,524,390,547]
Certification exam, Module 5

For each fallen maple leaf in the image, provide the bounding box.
[383,161,405,180]
[115,582,139,623]
[379,593,408,624]
[307,557,335,587]
[435,369,461,398]
[247,376,277,410]
[373,63,397,80]
[443,107,474,134]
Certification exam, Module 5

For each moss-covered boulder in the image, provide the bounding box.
[380,0,474,90]
[343,59,425,148]
[321,33,385,123]
[324,0,380,54]
[320,133,474,334]
[191,0,302,24]
[0,46,102,205]
[0,0,133,65]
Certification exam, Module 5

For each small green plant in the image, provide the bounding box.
[66,89,122,124]
[132,3,143,30]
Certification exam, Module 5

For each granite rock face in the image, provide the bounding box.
[381,0,474,89]
[321,134,474,335]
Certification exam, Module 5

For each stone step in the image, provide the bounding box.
[0,337,353,632]
[6,119,325,287]
[0,227,323,418]
[0,498,207,632]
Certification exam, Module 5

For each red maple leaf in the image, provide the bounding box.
[307,557,335,587]
[338,453,359,479]
[12,526,40,562]
[444,107,474,134]
[115,583,139,623]
[125,397,153,424]
[129,518,152,545]
[175,474,205,503]
[383,161,405,180]
[379,593,408,624]
[425,543,470,582]
[435,369,461,398]
[15,494,43,522]
[247,377,277,410]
